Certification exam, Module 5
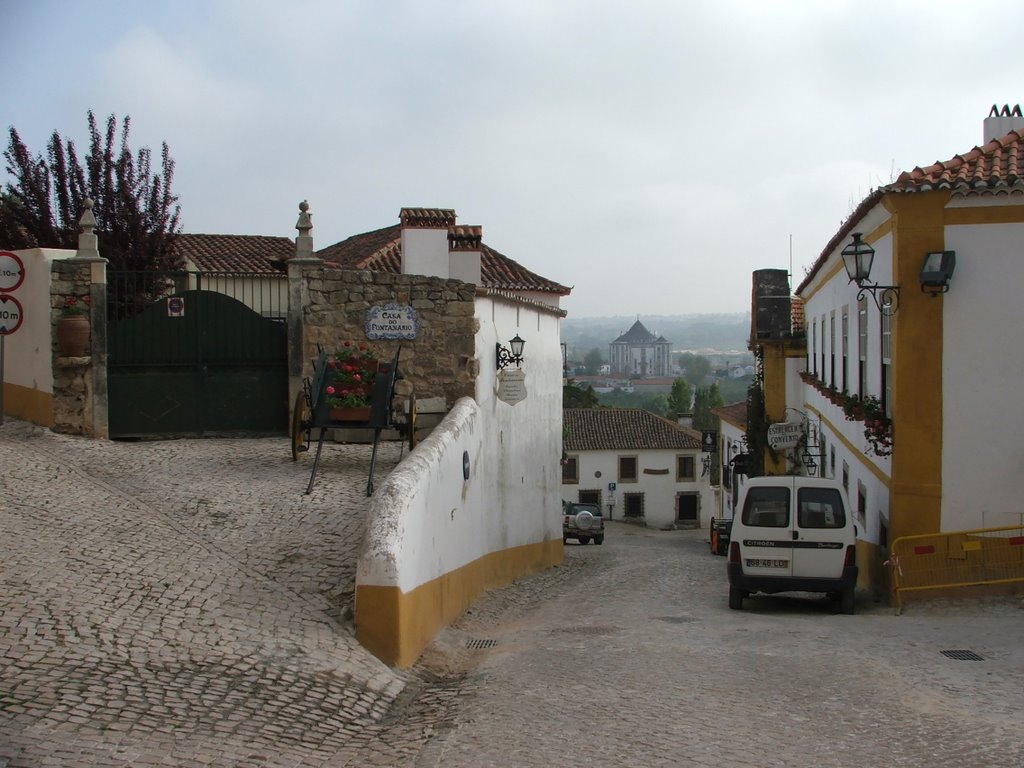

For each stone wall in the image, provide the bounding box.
[50,258,108,437]
[291,264,478,407]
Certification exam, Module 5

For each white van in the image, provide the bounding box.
[726,476,858,614]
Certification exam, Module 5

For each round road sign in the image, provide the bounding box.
[0,294,24,335]
[0,251,26,292]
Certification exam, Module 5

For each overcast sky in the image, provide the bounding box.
[3,0,1023,317]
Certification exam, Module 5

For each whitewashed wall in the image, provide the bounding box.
[2,248,75,402]
[941,213,1024,530]
[562,446,713,529]
[357,295,563,593]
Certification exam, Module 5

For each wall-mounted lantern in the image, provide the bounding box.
[496,334,526,370]
[920,250,956,296]
[841,232,900,314]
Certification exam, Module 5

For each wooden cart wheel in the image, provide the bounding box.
[290,390,310,461]
[407,394,418,450]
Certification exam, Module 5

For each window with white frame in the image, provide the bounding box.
[811,321,817,375]
[820,316,826,381]
[562,455,579,484]
[618,455,638,483]
[857,298,868,396]
[829,311,836,386]
[881,310,892,418]
[841,306,849,392]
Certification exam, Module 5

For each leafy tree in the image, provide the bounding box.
[563,381,600,408]
[678,352,711,387]
[583,347,605,375]
[2,111,182,275]
[665,377,692,421]
[692,382,725,431]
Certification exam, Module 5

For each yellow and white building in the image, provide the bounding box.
[762,107,1024,595]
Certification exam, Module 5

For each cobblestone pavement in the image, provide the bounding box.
[419,523,1024,768]
[0,419,442,767]
[4,419,1024,767]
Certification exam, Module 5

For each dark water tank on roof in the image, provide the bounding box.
[751,269,792,340]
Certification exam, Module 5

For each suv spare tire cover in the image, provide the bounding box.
[575,510,594,530]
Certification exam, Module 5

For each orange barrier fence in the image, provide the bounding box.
[889,525,1024,613]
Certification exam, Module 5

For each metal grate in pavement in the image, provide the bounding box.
[941,649,985,661]
[465,638,498,650]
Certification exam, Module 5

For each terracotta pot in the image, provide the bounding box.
[56,315,90,356]
[329,405,372,423]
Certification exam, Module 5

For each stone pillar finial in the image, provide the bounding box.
[293,200,318,262]
[74,198,100,259]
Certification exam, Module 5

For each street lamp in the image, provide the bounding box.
[841,232,900,314]
[496,334,526,370]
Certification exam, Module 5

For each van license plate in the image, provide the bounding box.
[746,558,788,568]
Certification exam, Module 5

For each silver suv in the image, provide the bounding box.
[562,502,605,545]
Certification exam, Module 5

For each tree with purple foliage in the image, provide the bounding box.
[1,111,182,273]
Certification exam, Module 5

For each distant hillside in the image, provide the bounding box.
[561,313,750,357]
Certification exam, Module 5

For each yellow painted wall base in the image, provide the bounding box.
[2,382,53,427]
[356,538,563,667]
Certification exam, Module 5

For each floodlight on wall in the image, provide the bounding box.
[496,334,526,370]
[841,232,900,314]
[920,251,956,296]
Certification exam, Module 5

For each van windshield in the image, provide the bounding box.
[797,487,846,529]
[741,487,790,527]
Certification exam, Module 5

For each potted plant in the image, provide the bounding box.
[325,341,379,421]
[56,295,91,356]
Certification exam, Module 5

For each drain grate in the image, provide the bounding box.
[941,649,985,661]
[465,638,498,650]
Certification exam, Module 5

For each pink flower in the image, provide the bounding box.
[326,385,336,395]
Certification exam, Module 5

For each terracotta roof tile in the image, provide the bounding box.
[892,129,1024,193]
[564,408,702,451]
[174,234,294,273]
[711,401,748,430]
[797,127,1024,296]
[791,297,805,333]
[316,225,570,294]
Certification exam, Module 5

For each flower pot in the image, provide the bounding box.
[56,315,90,356]
[330,406,372,423]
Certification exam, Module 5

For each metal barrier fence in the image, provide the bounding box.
[889,525,1024,613]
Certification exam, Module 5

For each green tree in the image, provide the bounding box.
[563,381,599,408]
[665,377,693,421]
[583,347,604,375]
[2,111,182,272]
[692,382,725,431]
[678,352,711,387]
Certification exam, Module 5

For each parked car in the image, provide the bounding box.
[726,476,858,613]
[563,502,605,545]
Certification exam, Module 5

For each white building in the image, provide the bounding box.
[608,319,672,377]
[562,408,713,529]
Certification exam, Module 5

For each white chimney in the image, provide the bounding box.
[400,207,456,278]
[448,225,482,285]
[983,104,1024,143]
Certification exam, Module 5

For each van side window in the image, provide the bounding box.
[741,487,790,527]
[797,487,847,529]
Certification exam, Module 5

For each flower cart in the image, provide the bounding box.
[290,345,417,495]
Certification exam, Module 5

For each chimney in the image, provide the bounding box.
[983,104,1024,143]
[448,225,482,285]
[751,269,792,341]
[400,207,457,278]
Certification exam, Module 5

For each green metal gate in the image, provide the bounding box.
[108,272,288,437]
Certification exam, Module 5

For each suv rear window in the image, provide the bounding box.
[741,487,790,527]
[797,487,846,528]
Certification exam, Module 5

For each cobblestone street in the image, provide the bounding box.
[3,420,1023,767]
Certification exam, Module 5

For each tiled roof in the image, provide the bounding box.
[797,127,1024,296]
[711,401,748,430]
[174,234,294,273]
[315,225,571,294]
[891,129,1024,193]
[612,320,657,344]
[564,408,702,451]
[791,296,805,333]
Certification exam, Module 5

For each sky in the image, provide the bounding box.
[2,1,1023,318]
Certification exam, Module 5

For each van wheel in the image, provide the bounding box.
[594,536,604,545]
[578,536,590,545]
[839,589,855,615]
[728,586,744,610]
